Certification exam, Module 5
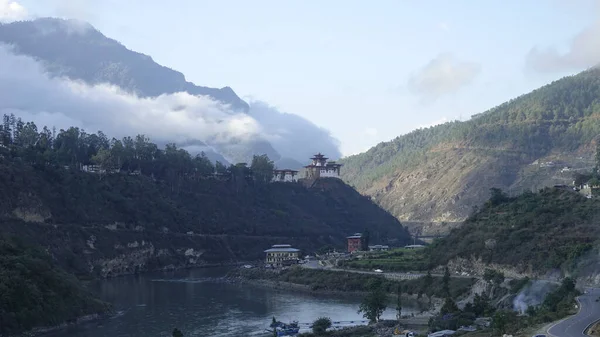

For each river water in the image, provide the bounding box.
[48,268,420,337]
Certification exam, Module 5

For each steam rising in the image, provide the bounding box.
[513,281,555,314]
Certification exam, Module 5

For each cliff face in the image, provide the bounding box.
[0,160,410,278]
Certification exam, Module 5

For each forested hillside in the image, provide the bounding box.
[0,114,410,278]
[0,236,110,335]
[341,68,600,233]
[427,188,600,277]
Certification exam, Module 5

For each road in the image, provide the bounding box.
[301,260,473,280]
[548,288,600,337]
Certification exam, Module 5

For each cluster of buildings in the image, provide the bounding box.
[272,153,342,183]
[346,233,390,253]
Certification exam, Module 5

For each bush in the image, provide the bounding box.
[312,317,332,335]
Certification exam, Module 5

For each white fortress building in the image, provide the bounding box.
[271,153,342,183]
[272,169,299,183]
[304,153,342,179]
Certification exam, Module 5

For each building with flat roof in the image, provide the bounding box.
[368,245,390,252]
[347,233,362,253]
[272,169,299,183]
[264,244,300,266]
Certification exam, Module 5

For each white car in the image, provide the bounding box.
[374,269,383,273]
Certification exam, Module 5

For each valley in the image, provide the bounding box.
[0,5,599,337]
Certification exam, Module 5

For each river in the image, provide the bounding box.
[48,268,421,337]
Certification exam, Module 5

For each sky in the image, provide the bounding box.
[3,0,600,156]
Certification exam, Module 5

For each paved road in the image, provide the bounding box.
[548,288,600,337]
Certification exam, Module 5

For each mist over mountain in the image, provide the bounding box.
[0,18,340,166]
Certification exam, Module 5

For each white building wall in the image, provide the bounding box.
[320,168,340,178]
[283,172,298,182]
[272,172,299,182]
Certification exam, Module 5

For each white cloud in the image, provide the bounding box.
[408,53,481,100]
[0,0,28,22]
[0,44,262,146]
[0,44,342,162]
[248,100,342,161]
[526,18,600,73]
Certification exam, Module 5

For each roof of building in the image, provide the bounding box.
[347,234,362,239]
[369,245,389,248]
[404,244,426,248]
[264,247,300,253]
[273,169,299,173]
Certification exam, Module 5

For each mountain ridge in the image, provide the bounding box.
[0,18,250,112]
[341,67,600,234]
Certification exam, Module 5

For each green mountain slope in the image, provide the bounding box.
[341,68,600,233]
[426,188,600,278]
[0,117,410,278]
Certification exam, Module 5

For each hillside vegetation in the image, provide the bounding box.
[341,68,600,233]
[427,188,600,275]
[0,115,410,277]
[0,236,110,335]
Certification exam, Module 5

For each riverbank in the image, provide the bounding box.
[228,266,475,300]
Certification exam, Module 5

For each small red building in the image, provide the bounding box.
[347,233,362,253]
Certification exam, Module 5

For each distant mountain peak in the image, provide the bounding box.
[0,17,250,112]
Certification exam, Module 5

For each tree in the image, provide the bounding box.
[422,271,434,304]
[193,152,215,177]
[172,328,184,337]
[250,154,274,184]
[472,293,493,317]
[91,148,114,179]
[440,297,459,316]
[492,310,518,335]
[312,317,332,335]
[215,161,228,175]
[396,285,402,320]
[361,229,370,251]
[483,269,505,287]
[358,281,387,323]
[595,142,600,173]
[488,187,508,206]
[442,267,451,297]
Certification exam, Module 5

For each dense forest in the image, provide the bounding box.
[0,113,267,184]
[427,187,600,274]
[0,236,110,335]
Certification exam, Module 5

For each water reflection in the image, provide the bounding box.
[48,268,420,337]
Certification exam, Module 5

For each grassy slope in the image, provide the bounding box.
[341,68,600,229]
